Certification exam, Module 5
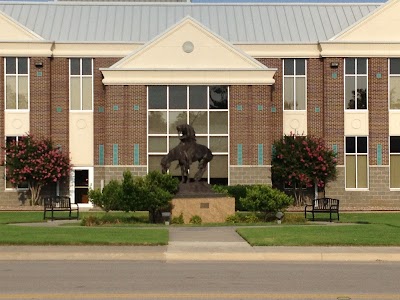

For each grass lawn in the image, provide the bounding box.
[237,212,400,246]
[0,211,168,245]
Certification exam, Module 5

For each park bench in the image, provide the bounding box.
[43,196,79,221]
[304,198,339,222]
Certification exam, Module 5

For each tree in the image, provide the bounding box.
[272,133,337,206]
[2,134,72,205]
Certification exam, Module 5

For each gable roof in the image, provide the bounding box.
[0,2,380,43]
[0,10,43,41]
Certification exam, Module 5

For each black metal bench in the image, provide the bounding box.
[43,196,79,221]
[304,198,339,222]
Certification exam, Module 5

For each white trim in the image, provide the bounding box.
[282,58,307,112]
[344,58,368,111]
[344,136,369,190]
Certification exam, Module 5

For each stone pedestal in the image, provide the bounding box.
[171,182,235,224]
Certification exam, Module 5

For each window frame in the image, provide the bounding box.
[69,58,93,111]
[282,58,307,111]
[344,58,368,111]
[389,136,400,190]
[4,57,30,111]
[345,136,369,190]
[389,58,400,110]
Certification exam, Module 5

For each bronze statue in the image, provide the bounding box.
[161,124,213,183]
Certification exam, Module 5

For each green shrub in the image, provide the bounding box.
[282,213,307,224]
[213,184,252,211]
[225,212,261,224]
[88,179,122,212]
[243,214,260,223]
[225,213,242,224]
[171,212,184,224]
[189,215,202,224]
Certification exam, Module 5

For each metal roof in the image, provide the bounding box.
[0,2,380,43]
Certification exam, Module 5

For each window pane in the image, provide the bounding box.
[196,136,208,146]
[189,86,207,109]
[284,77,294,110]
[390,136,400,153]
[18,77,28,109]
[390,77,400,109]
[210,137,228,152]
[346,155,356,188]
[6,76,16,109]
[18,58,28,74]
[356,77,367,109]
[210,155,228,178]
[169,111,187,134]
[284,59,294,75]
[148,137,167,153]
[390,155,400,188]
[82,77,92,110]
[345,76,356,109]
[209,86,228,109]
[357,137,367,153]
[209,112,228,134]
[357,155,368,188]
[70,58,80,75]
[70,77,81,110]
[148,155,164,172]
[345,58,355,74]
[148,111,167,134]
[148,86,167,109]
[357,58,367,74]
[346,137,355,153]
[169,137,180,150]
[295,59,305,75]
[189,111,207,134]
[82,58,92,75]
[390,59,400,75]
[296,77,306,110]
[169,86,187,109]
[6,58,16,74]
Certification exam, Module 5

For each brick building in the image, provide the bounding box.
[0,0,399,209]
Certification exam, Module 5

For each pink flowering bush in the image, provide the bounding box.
[272,133,337,206]
[2,134,72,205]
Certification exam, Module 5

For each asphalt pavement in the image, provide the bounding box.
[1,221,400,262]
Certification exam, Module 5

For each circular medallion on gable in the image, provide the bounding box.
[12,119,23,129]
[182,41,194,53]
[76,119,87,129]
[289,119,300,129]
[351,119,361,129]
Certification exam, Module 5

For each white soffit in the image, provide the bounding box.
[0,11,43,41]
[101,17,276,85]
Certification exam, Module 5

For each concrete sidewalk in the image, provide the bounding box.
[1,223,400,262]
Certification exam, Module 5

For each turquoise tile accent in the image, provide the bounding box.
[133,105,139,111]
[333,144,338,155]
[315,107,320,113]
[56,107,62,113]
[98,106,104,113]
[377,144,382,165]
[237,105,243,111]
[113,105,119,111]
[99,145,104,165]
[332,72,337,79]
[271,106,276,113]
[134,144,139,165]
[258,144,263,165]
[56,144,62,151]
[376,73,382,79]
[36,71,42,77]
[272,145,276,157]
[258,105,263,111]
[113,144,118,165]
[237,144,243,165]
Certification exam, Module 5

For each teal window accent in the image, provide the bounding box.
[315,107,320,113]
[99,145,104,165]
[237,144,243,165]
[377,144,382,165]
[333,144,338,155]
[272,145,276,158]
[113,105,119,111]
[134,105,139,111]
[257,105,263,111]
[113,144,118,165]
[258,144,264,165]
[376,73,382,79]
[98,106,104,113]
[332,72,337,79]
[237,105,243,111]
[134,144,139,165]
[36,71,42,77]
[271,106,276,113]
[56,107,62,113]
[56,144,62,151]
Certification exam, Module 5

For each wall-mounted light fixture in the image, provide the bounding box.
[330,62,339,68]
[35,62,43,68]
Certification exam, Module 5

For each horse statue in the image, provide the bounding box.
[161,124,213,183]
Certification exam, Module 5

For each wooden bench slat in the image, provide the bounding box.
[304,198,339,222]
[43,196,79,221]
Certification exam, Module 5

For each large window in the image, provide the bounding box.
[390,136,400,188]
[5,57,29,110]
[345,136,368,189]
[148,86,229,184]
[69,58,93,111]
[4,136,28,190]
[283,59,306,111]
[345,58,368,110]
[389,58,400,109]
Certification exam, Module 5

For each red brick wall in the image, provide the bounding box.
[307,58,324,137]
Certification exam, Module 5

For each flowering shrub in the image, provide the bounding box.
[272,133,337,205]
[2,134,71,205]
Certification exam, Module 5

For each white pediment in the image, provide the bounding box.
[111,17,267,70]
[331,0,400,42]
[0,11,43,41]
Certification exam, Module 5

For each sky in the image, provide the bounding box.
[192,0,387,3]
